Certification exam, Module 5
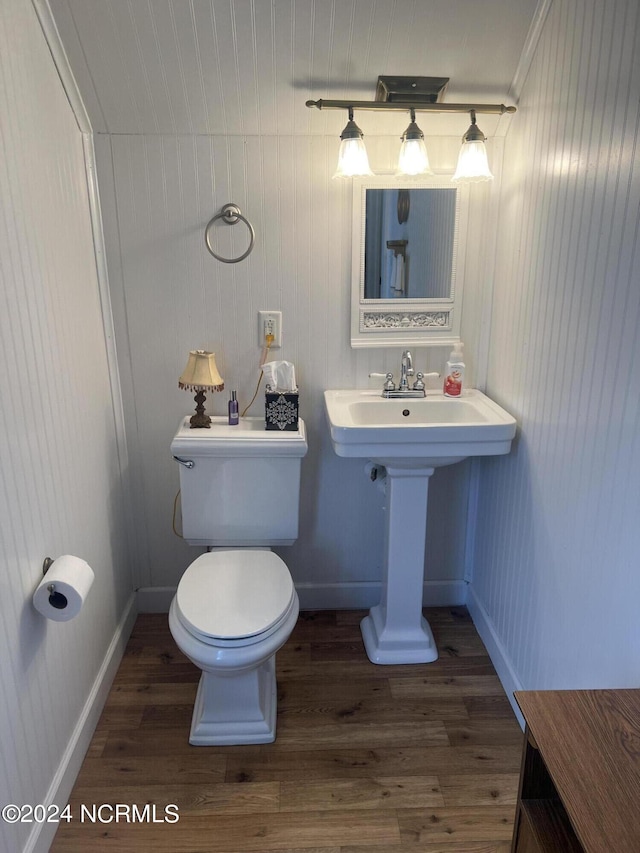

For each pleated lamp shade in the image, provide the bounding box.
[179,350,224,428]
[178,350,224,392]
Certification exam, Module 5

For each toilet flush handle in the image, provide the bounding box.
[173,456,194,469]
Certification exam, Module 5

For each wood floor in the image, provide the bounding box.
[52,608,524,853]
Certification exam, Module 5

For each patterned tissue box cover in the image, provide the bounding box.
[265,392,299,431]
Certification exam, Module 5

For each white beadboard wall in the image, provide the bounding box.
[470,0,640,697]
[0,2,133,851]
[96,131,487,605]
[48,0,535,607]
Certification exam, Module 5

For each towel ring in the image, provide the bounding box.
[204,203,255,263]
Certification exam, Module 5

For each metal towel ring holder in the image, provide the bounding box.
[204,203,255,263]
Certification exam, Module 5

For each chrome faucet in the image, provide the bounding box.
[399,350,414,391]
[369,351,439,399]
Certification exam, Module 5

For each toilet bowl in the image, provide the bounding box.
[169,415,307,746]
[169,549,299,745]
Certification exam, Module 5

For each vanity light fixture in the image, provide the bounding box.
[178,350,225,428]
[451,110,493,183]
[397,109,433,176]
[333,107,373,178]
[305,76,515,181]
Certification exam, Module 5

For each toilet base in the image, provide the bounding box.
[168,586,299,747]
[189,657,277,746]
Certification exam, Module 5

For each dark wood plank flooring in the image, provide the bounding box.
[52,607,523,852]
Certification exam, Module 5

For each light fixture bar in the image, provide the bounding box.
[314,77,515,181]
[306,99,516,115]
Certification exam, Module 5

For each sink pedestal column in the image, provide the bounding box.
[361,464,438,665]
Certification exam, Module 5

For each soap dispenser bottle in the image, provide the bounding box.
[443,343,465,397]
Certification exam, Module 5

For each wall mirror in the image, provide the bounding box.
[351,175,468,347]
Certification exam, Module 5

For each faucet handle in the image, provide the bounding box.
[412,372,425,391]
[369,372,395,391]
[412,371,439,391]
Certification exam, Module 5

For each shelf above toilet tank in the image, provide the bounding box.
[172,415,307,457]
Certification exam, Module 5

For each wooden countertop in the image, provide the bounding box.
[514,689,640,853]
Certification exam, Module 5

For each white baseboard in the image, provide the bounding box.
[136,586,177,612]
[296,580,468,611]
[466,584,524,728]
[27,594,138,853]
[137,580,468,614]
[423,580,468,607]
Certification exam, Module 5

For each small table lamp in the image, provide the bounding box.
[178,350,225,428]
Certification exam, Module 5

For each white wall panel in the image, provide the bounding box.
[0,2,132,850]
[97,131,485,597]
[42,0,538,606]
[472,0,640,691]
[46,0,537,611]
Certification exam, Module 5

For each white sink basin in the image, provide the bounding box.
[324,388,516,467]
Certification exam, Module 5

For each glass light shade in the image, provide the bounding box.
[396,137,433,176]
[333,137,373,178]
[178,350,224,391]
[452,140,494,183]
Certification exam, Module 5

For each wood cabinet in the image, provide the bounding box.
[511,690,640,853]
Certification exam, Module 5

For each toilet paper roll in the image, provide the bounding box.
[32,555,95,622]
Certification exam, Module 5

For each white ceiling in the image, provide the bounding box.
[50,0,541,137]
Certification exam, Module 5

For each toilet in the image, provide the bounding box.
[169,415,307,745]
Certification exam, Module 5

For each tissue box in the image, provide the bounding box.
[265,392,299,431]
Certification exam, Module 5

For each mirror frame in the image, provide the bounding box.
[350,175,469,348]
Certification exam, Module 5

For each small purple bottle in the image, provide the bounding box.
[228,390,239,425]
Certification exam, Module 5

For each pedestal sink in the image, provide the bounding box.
[324,389,516,665]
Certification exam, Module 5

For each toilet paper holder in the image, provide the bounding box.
[41,556,69,610]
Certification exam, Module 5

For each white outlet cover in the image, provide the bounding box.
[258,310,282,347]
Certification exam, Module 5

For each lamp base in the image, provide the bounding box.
[189,391,211,429]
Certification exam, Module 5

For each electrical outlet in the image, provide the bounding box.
[258,310,282,348]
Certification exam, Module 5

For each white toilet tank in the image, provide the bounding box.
[171,416,308,546]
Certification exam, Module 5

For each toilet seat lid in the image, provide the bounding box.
[176,550,294,640]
